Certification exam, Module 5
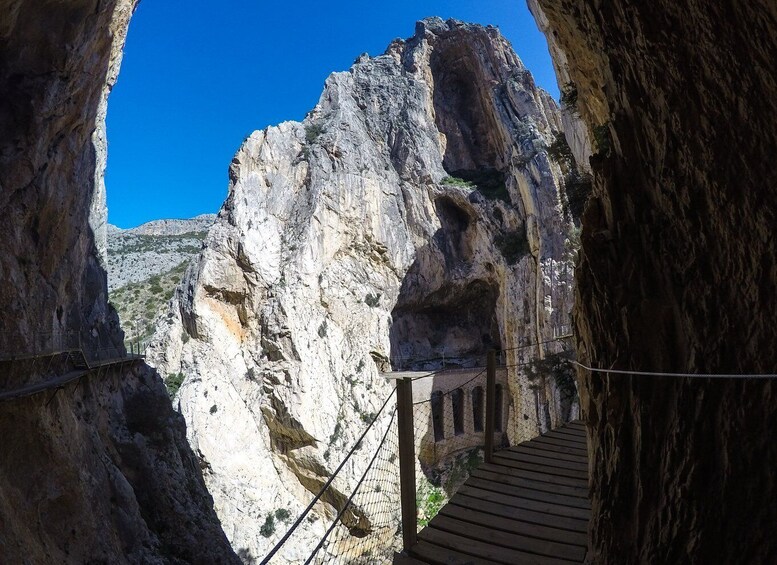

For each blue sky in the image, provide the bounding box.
[106,0,558,228]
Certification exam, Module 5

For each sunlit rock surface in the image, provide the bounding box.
[150,18,578,560]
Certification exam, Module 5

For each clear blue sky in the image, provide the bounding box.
[106,0,558,228]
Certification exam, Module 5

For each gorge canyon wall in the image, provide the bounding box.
[149,18,578,561]
[530,0,777,562]
[0,1,237,562]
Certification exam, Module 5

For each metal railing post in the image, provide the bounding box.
[485,349,496,464]
[396,377,417,551]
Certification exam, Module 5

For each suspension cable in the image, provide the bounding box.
[305,409,397,564]
[261,387,395,564]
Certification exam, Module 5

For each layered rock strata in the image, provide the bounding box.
[150,18,578,560]
[530,0,777,562]
[0,1,237,562]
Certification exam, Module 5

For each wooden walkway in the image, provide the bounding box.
[399,421,589,564]
[0,351,144,403]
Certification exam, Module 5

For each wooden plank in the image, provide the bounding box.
[554,424,586,436]
[419,527,573,564]
[529,436,588,455]
[544,430,587,443]
[473,466,589,499]
[496,449,588,473]
[459,483,590,520]
[450,492,588,533]
[430,514,585,562]
[393,555,429,565]
[549,430,586,442]
[540,430,588,448]
[492,455,588,480]
[465,475,590,510]
[524,438,588,458]
[485,461,588,488]
[533,435,585,449]
[410,539,499,565]
[553,426,588,439]
[438,504,588,549]
[515,444,588,464]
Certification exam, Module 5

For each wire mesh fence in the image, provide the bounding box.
[262,391,403,565]
[502,334,579,446]
[306,409,402,564]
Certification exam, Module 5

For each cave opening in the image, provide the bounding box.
[430,37,509,200]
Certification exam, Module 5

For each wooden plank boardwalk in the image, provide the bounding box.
[398,421,589,564]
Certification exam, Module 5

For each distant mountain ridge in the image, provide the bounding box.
[107,214,216,341]
[108,213,217,237]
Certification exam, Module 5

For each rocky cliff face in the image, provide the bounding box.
[529,0,777,562]
[0,1,236,562]
[149,18,578,560]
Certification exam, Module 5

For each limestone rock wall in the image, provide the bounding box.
[0,1,237,562]
[149,18,577,561]
[529,0,777,562]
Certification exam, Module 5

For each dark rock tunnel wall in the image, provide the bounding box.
[430,37,506,174]
[531,0,777,562]
[0,1,237,562]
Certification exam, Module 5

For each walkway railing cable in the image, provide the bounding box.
[573,361,777,379]
[261,387,396,564]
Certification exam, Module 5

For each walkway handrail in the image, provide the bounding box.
[261,387,395,564]
[573,360,777,379]
[0,349,144,403]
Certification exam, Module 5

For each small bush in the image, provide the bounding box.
[364,293,381,307]
[563,170,593,221]
[526,350,578,402]
[164,372,185,399]
[416,483,446,527]
[560,82,578,108]
[318,320,328,338]
[441,176,475,189]
[209,404,218,415]
[305,123,325,143]
[360,411,377,424]
[593,124,611,156]
[447,169,510,202]
[546,131,574,164]
[274,508,291,523]
[494,229,530,265]
[329,421,342,444]
[260,513,275,537]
